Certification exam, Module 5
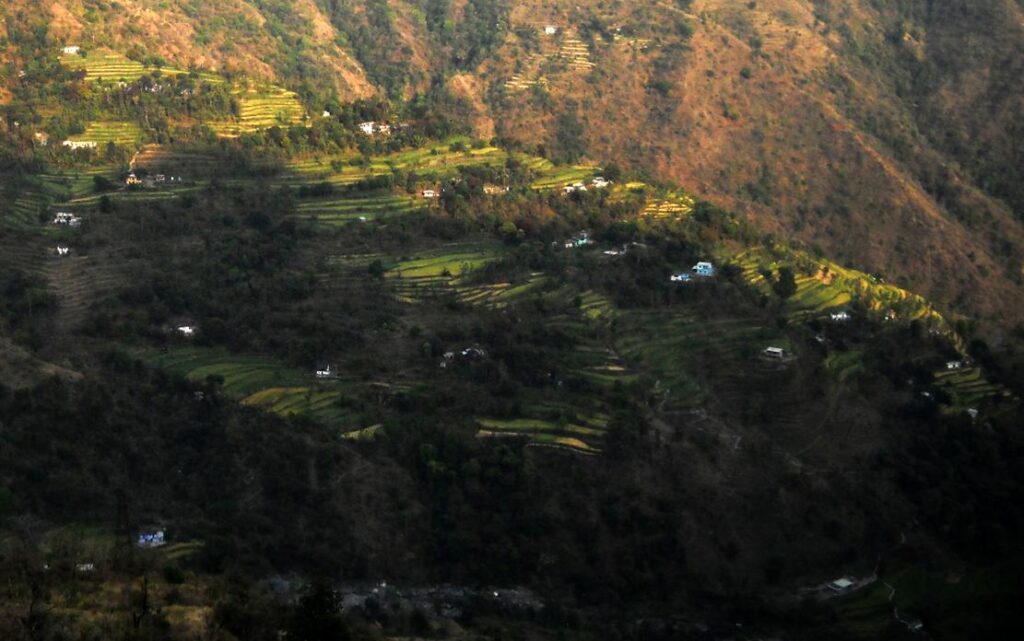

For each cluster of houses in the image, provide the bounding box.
[136,530,166,548]
[126,173,179,187]
[671,261,716,283]
[62,140,97,151]
[53,211,83,227]
[563,176,611,195]
[358,121,392,136]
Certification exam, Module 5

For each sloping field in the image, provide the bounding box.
[68,120,143,146]
[294,191,423,225]
[59,49,220,84]
[732,246,950,331]
[209,88,305,137]
[142,347,355,428]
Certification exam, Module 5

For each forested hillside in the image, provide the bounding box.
[1,2,1022,640]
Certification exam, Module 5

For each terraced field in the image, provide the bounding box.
[477,413,606,455]
[640,191,696,220]
[732,246,950,331]
[143,347,356,428]
[531,164,600,190]
[932,367,1010,412]
[59,49,220,84]
[210,88,305,137]
[294,191,424,225]
[615,309,788,409]
[68,120,143,146]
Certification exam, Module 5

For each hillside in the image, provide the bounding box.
[4,0,1021,322]
[0,4,1023,640]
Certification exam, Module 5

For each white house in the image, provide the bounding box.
[692,261,716,277]
[421,189,438,199]
[56,246,70,257]
[563,182,588,195]
[75,563,96,573]
[483,184,510,195]
[126,173,142,186]
[828,577,854,593]
[33,132,49,146]
[62,46,82,55]
[544,25,559,36]
[62,140,97,150]
[764,346,786,359]
[136,530,166,548]
[377,124,392,135]
[670,272,693,283]
[358,121,377,135]
[967,408,979,421]
[315,364,334,379]
[176,326,196,337]
[830,310,851,322]
[946,360,964,370]
[322,110,332,118]
[591,176,611,189]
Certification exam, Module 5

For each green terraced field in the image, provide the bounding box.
[531,165,600,190]
[614,310,788,408]
[143,347,355,427]
[68,120,143,146]
[59,49,221,84]
[210,88,306,136]
[294,191,424,225]
[477,412,607,455]
[933,367,1006,410]
[732,246,950,331]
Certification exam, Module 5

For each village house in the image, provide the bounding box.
[670,272,693,283]
[563,181,588,195]
[33,132,49,146]
[358,121,377,135]
[62,46,82,55]
[421,189,439,199]
[967,408,979,421]
[75,563,96,573]
[62,140,97,150]
[692,261,716,277]
[828,577,855,593]
[544,25,559,36]
[316,364,334,379]
[322,110,332,118]
[483,184,510,195]
[136,530,166,548]
[177,325,196,337]
[564,231,591,249]
[946,360,964,370]
[56,246,70,257]
[591,176,611,189]
[764,346,786,360]
[830,310,851,322]
[126,173,142,186]
[53,211,82,226]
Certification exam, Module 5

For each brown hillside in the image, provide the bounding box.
[473,0,1024,322]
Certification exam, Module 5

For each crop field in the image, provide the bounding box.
[143,347,356,427]
[68,120,143,146]
[614,309,788,409]
[732,246,950,331]
[59,49,220,84]
[640,191,696,219]
[531,165,600,190]
[932,367,1009,411]
[294,191,424,225]
[477,398,611,455]
[210,88,305,137]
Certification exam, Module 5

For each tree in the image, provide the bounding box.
[773,266,798,299]
[285,581,350,641]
